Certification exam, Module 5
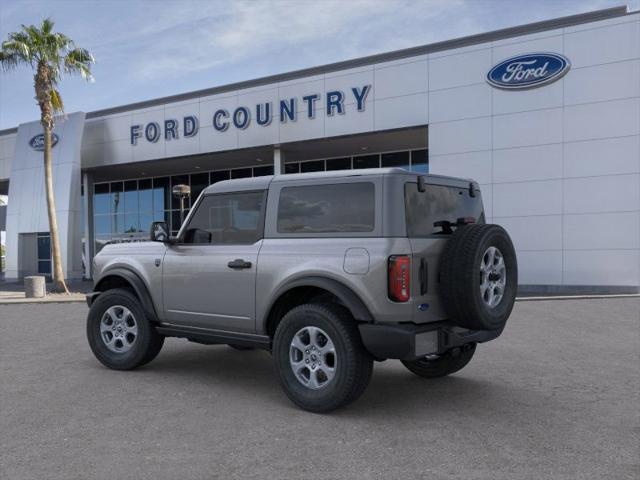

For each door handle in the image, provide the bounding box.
[227,259,252,270]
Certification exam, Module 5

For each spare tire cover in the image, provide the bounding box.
[439,224,518,331]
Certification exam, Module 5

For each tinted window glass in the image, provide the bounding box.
[184,192,264,244]
[231,168,251,179]
[210,170,230,184]
[253,165,274,177]
[153,177,170,211]
[411,149,428,173]
[300,160,325,172]
[171,175,190,209]
[94,183,110,215]
[326,157,351,171]
[284,163,300,174]
[405,183,483,237]
[277,183,374,234]
[138,179,153,213]
[190,173,209,202]
[381,151,410,170]
[353,155,379,169]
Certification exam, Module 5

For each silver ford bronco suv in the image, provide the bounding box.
[86,168,517,412]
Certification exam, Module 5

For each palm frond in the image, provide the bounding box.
[64,47,94,81]
[50,88,64,113]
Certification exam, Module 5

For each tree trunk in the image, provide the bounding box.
[43,122,68,294]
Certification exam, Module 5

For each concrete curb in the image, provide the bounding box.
[516,294,640,302]
[0,295,86,305]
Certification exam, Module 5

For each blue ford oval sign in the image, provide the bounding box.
[29,133,59,151]
[487,53,570,90]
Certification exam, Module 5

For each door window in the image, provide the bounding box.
[182,191,265,244]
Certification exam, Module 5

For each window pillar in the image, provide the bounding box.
[274,147,285,175]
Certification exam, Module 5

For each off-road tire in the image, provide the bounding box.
[440,224,517,330]
[273,303,373,413]
[401,343,476,378]
[87,288,164,370]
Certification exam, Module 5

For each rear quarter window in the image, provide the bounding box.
[405,182,484,237]
[277,182,375,234]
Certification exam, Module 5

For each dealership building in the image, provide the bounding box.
[0,5,638,293]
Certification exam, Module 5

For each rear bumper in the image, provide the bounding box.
[358,321,503,361]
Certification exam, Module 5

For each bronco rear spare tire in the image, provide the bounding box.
[440,224,517,331]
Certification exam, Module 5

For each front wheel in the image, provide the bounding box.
[87,288,164,370]
[273,303,373,413]
[401,343,476,378]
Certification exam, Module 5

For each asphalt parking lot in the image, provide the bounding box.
[1,297,638,480]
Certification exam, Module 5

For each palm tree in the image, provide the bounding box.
[0,18,94,293]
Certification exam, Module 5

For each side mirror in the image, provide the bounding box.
[150,221,170,242]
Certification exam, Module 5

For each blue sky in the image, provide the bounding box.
[0,0,634,130]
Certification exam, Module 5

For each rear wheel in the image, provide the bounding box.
[402,343,476,378]
[273,303,373,413]
[87,288,164,370]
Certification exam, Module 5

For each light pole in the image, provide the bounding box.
[172,184,191,227]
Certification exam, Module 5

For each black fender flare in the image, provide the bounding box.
[92,268,158,322]
[264,275,374,328]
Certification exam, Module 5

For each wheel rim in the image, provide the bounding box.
[289,326,337,390]
[100,305,138,353]
[480,246,506,308]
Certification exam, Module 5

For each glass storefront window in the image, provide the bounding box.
[353,154,380,169]
[124,180,138,213]
[138,179,153,213]
[210,170,230,184]
[110,182,123,216]
[300,160,325,172]
[231,168,252,179]
[153,177,170,212]
[190,172,209,203]
[326,157,351,171]
[284,163,300,174]
[381,151,410,170]
[94,183,110,214]
[253,165,274,177]
[411,149,428,173]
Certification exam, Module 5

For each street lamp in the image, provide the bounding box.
[172,184,191,227]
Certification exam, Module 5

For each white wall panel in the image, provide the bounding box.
[428,48,491,90]
[516,251,563,285]
[492,80,563,115]
[563,174,640,214]
[0,134,16,159]
[564,60,640,106]
[496,215,562,251]
[493,180,562,217]
[564,212,640,250]
[492,34,563,63]
[429,116,491,155]
[564,20,640,68]
[199,124,238,153]
[279,112,325,143]
[429,150,492,184]
[564,135,640,178]
[374,60,427,100]
[428,84,491,123]
[374,93,428,131]
[564,98,640,142]
[102,114,134,143]
[325,102,374,138]
[493,143,562,183]
[563,250,639,286]
[324,69,374,107]
[493,108,562,150]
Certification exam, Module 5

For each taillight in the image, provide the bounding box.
[388,255,410,302]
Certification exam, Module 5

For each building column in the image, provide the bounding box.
[82,172,94,280]
[273,146,285,175]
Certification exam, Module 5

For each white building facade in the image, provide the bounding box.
[0,6,638,293]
